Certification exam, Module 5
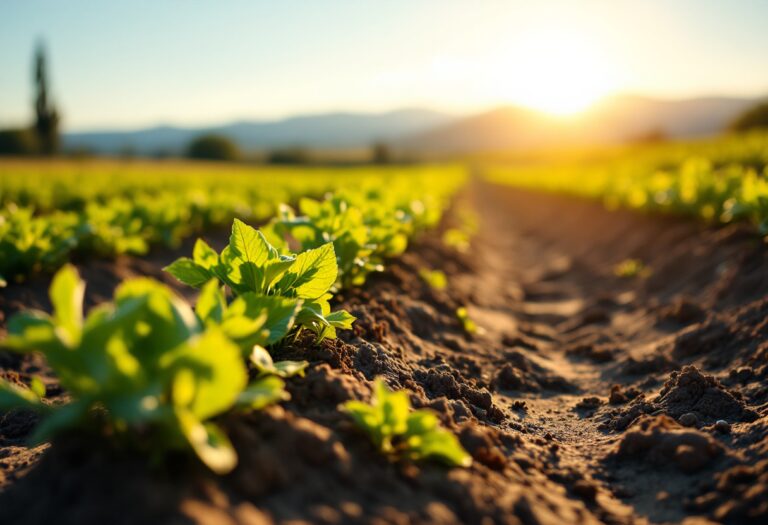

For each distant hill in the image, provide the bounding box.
[62,95,765,157]
[62,108,455,155]
[403,95,763,155]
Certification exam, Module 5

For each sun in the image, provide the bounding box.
[495,27,618,116]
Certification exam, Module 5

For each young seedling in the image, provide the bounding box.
[419,268,447,290]
[614,258,651,278]
[456,306,482,335]
[442,228,471,253]
[344,379,472,467]
[165,218,355,342]
[0,265,288,474]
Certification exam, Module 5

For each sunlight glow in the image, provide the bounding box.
[495,26,619,116]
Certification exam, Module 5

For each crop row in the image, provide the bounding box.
[484,131,768,233]
[0,164,471,472]
[0,161,462,286]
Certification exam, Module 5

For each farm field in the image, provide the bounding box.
[0,134,767,524]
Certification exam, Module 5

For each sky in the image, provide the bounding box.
[1,0,767,131]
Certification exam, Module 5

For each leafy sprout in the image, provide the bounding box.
[165,218,355,342]
[456,306,481,335]
[0,265,288,474]
[614,258,651,278]
[419,268,448,290]
[344,378,472,467]
[442,228,471,252]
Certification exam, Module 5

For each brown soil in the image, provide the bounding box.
[1,180,768,524]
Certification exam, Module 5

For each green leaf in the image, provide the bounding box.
[325,309,356,330]
[377,380,410,440]
[250,345,308,378]
[193,239,219,270]
[344,379,471,467]
[456,306,479,334]
[236,376,289,410]
[29,377,46,399]
[249,344,274,370]
[196,279,226,325]
[162,328,247,420]
[405,409,439,436]
[114,278,201,357]
[277,242,338,299]
[345,400,379,427]
[272,360,309,378]
[164,258,213,288]
[177,409,237,474]
[262,257,296,291]
[49,264,85,346]
[4,311,59,353]
[215,245,243,289]
[230,293,301,345]
[299,197,322,218]
[0,379,44,411]
[296,302,328,325]
[409,427,473,467]
[228,219,278,292]
[219,314,268,349]
[419,269,447,290]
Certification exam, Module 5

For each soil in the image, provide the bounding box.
[1,180,768,524]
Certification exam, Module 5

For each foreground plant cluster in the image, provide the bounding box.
[0,162,471,472]
[486,131,768,234]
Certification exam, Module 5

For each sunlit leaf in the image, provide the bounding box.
[49,264,85,346]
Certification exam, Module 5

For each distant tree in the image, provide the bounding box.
[186,134,240,161]
[371,141,392,164]
[629,127,667,144]
[33,43,61,155]
[266,147,310,165]
[0,128,38,156]
[730,101,768,132]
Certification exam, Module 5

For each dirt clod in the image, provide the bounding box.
[613,415,725,473]
[656,366,750,423]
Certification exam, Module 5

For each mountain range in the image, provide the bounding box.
[63,109,453,155]
[63,95,763,156]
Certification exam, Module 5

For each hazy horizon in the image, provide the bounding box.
[56,92,766,135]
[2,0,768,132]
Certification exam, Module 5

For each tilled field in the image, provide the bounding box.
[1,180,767,524]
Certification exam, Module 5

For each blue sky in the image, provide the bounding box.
[1,0,767,130]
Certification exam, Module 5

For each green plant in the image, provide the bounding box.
[419,268,447,290]
[165,219,355,342]
[0,265,287,473]
[456,306,480,334]
[192,280,310,375]
[263,195,409,288]
[613,258,651,278]
[484,132,768,237]
[344,378,472,467]
[442,228,470,252]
